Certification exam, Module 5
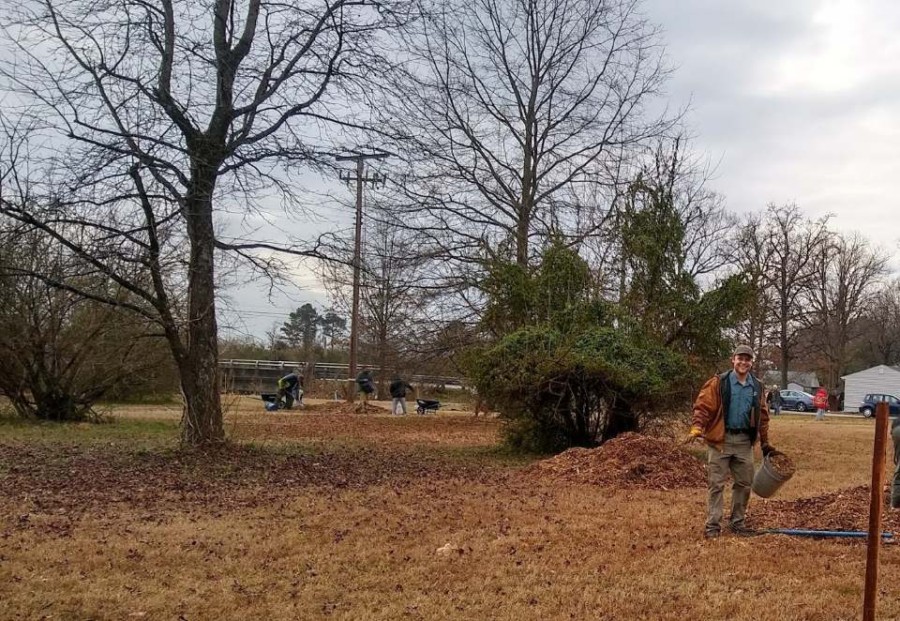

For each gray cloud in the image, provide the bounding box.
[644,0,900,253]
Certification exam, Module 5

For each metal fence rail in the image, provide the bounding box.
[218,359,468,393]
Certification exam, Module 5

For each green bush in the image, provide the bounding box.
[468,324,689,451]
[465,239,712,452]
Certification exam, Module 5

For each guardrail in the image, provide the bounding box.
[218,359,469,393]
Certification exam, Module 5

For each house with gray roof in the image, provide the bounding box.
[841,365,900,413]
[761,371,819,394]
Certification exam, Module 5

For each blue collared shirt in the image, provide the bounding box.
[726,371,756,430]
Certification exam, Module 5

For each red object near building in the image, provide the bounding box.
[814,387,828,410]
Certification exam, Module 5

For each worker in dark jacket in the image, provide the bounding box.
[770,386,782,416]
[355,367,375,413]
[389,377,415,415]
[686,345,776,539]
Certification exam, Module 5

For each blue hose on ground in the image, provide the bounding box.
[765,528,893,539]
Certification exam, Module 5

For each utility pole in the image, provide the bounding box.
[336,149,390,401]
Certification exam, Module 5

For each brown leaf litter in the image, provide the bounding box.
[752,485,900,533]
[300,402,393,416]
[0,442,505,531]
[526,432,707,489]
[528,433,900,536]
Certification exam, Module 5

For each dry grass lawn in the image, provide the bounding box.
[1,403,899,620]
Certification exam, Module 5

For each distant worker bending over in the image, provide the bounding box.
[277,368,304,409]
[356,367,375,412]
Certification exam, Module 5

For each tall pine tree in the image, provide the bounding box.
[281,304,321,354]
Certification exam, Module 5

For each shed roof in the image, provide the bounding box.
[841,365,900,381]
[761,370,819,388]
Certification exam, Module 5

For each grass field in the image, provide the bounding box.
[1,398,898,620]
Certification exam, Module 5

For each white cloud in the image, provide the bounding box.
[645,0,900,254]
[761,1,900,96]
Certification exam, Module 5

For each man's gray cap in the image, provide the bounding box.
[733,344,755,359]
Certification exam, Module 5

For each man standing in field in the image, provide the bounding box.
[389,376,415,415]
[769,385,782,416]
[687,345,776,539]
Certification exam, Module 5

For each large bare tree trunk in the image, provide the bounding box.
[179,347,223,444]
[516,209,530,268]
[180,164,224,445]
[780,313,790,389]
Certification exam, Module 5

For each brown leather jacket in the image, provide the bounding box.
[691,371,770,448]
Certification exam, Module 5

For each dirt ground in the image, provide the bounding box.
[1,403,899,620]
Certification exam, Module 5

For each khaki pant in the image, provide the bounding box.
[706,432,754,533]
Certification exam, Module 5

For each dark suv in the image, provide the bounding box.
[859,394,900,418]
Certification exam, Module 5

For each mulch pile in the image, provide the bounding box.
[767,452,797,478]
[289,401,393,416]
[526,432,706,489]
[752,485,900,533]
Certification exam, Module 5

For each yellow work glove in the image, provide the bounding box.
[684,426,703,444]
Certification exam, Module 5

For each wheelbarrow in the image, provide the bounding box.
[260,392,284,411]
[416,399,440,415]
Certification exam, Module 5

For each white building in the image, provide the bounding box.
[841,365,900,412]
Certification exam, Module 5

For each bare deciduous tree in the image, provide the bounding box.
[319,215,430,387]
[802,232,887,391]
[0,227,165,420]
[0,0,401,443]
[763,204,831,387]
[385,0,673,276]
[732,212,778,360]
[855,280,900,368]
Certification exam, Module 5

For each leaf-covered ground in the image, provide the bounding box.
[0,442,507,529]
[1,406,900,620]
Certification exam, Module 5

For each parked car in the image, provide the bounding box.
[858,394,900,418]
[779,389,815,412]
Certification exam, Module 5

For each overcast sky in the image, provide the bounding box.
[222,0,900,340]
[646,0,900,245]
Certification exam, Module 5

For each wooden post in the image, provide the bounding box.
[863,401,889,621]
